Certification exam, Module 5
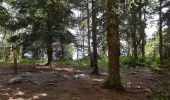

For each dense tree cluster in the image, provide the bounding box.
[0,0,169,90]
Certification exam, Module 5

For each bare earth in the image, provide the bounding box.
[0,64,169,100]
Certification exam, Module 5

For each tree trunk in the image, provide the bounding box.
[138,0,146,58]
[132,13,138,59]
[168,30,170,59]
[21,44,26,58]
[159,0,163,64]
[45,40,53,66]
[32,49,39,59]
[141,0,147,58]
[87,0,93,68]
[91,0,99,74]
[12,45,17,74]
[82,32,85,57]
[61,37,65,60]
[77,45,79,59]
[140,15,146,58]
[104,0,123,90]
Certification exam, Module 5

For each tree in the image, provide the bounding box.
[86,0,93,68]
[91,0,99,74]
[12,45,17,74]
[159,0,163,64]
[104,0,123,90]
[162,1,170,61]
[6,0,75,65]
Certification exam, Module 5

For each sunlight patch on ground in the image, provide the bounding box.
[9,97,26,100]
[14,91,25,96]
[0,88,11,96]
[38,93,48,96]
[33,93,48,99]
[8,93,48,100]
[33,95,39,99]
[91,78,104,82]
[101,72,108,75]
[54,68,74,72]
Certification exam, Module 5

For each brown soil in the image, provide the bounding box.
[0,64,169,100]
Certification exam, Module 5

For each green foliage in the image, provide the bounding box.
[0,60,12,64]
[120,56,161,70]
[138,57,145,63]
[18,58,42,64]
[120,56,131,64]
[145,57,160,64]
[56,55,161,70]
[145,37,159,57]
[55,55,108,69]
[75,57,90,68]
[57,56,91,68]
[56,59,74,66]
[97,55,108,68]
[64,44,74,60]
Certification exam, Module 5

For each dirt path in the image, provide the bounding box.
[0,64,169,100]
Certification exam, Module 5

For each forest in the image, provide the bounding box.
[0,0,170,100]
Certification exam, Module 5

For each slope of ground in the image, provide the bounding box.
[0,64,169,100]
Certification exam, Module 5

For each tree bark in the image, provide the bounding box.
[104,0,123,90]
[132,11,138,59]
[32,49,39,59]
[139,0,146,58]
[159,0,163,64]
[12,45,17,74]
[45,39,53,66]
[86,0,93,68]
[168,28,170,58]
[82,32,85,57]
[21,44,26,58]
[91,0,99,74]
[61,37,65,60]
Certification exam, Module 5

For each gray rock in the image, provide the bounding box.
[73,74,89,79]
[8,77,22,84]
[21,72,32,77]
[49,71,62,77]
[49,71,58,75]
[131,72,137,75]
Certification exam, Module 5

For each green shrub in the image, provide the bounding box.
[0,60,12,64]
[120,56,131,64]
[145,57,160,69]
[55,55,108,69]
[56,59,73,65]
[19,58,42,64]
[138,57,146,63]
[98,55,108,69]
[75,56,90,68]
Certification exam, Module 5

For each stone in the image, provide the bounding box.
[8,77,22,84]
[73,74,88,79]
[21,72,32,77]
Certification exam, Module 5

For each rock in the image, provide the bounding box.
[49,71,62,77]
[21,72,32,77]
[63,75,70,78]
[8,77,22,84]
[47,83,55,85]
[131,72,137,75]
[73,75,79,79]
[49,71,58,75]
[27,80,40,85]
[73,74,89,79]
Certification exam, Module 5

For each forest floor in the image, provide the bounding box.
[0,64,170,100]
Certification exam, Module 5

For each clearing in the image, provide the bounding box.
[0,64,169,100]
